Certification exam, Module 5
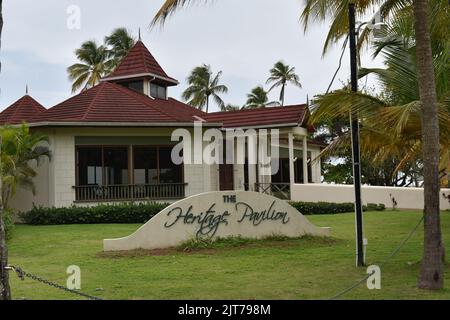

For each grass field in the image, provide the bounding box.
[6,210,450,300]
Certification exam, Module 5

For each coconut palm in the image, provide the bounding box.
[244,86,280,109]
[105,28,136,70]
[266,61,302,106]
[182,64,228,113]
[67,40,112,93]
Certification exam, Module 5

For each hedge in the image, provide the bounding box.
[288,201,385,215]
[19,200,386,226]
[20,202,169,225]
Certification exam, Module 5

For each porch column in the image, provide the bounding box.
[248,134,258,191]
[288,133,295,187]
[303,136,309,184]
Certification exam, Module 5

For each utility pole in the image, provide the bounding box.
[348,3,365,267]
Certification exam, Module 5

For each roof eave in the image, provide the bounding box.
[101,73,179,86]
[25,121,223,128]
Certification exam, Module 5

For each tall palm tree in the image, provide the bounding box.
[67,40,112,93]
[244,86,280,109]
[105,28,136,70]
[266,61,302,106]
[182,64,228,113]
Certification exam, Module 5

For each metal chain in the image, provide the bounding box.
[328,215,425,300]
[7,266,103,300]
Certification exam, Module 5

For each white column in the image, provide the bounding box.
[248,134,258,191]
[288,133,295,187]
[303,136,309,184]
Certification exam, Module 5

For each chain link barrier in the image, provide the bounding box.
[6,265,103,300]
[328,215,425,300]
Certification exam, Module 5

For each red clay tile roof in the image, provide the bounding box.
[0,95,46,125]
[204,104,310,129]
[32,81,207,124]
[103,41,178,84]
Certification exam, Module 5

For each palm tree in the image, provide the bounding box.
[105,28,136,70]
[266,61,302,106]
[244,86,280,109]
[182,64,228,113]
[67,40,112,93]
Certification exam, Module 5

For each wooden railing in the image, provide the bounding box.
[73,183,187,202]
[254,183,291,200]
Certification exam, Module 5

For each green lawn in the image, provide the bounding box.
[7,210,450,300]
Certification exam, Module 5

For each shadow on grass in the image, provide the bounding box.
[98,235,344,259]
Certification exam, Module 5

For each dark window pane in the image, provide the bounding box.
[104,147,129,185]
[150,83,167,99]
[77,147,102,186]
[133,147,158,185]
[159,147,183,183]
[119,81,144,93]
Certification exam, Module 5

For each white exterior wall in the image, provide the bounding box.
[291,183,450,210]
[50,135,76,207]
[8,157,50,214]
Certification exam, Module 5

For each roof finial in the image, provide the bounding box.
[138,28,141,41]
[26,84,29,95]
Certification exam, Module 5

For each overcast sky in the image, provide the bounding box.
[0,0,384,112]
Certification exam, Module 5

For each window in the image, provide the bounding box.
[118,80,144,93]
[150,83,167,99]
[133,147,158,185]
[77,146,129,186]
[77,147,102,186]
[159,147,183,183]
[133,146,183,185]
[104,147,129,185]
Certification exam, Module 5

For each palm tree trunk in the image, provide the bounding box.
[281,84,285,107]
[413,0,444,290]
[0,0,11,301]
[206,95,210,113]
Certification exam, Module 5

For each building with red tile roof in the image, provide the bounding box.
[0,94,46,125]
[5,40,323,214]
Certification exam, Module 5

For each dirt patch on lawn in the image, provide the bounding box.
[97,236,340,259]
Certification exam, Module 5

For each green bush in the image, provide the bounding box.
[289,201,354,215]
[365,203,386,212]
[3,209,15,240]
[288,201,385,215]
[20,202,169,225]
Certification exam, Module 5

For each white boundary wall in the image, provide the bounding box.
[292,183,450,210]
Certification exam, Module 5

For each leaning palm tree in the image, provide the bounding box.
[266,61,302,106]
[105,28,136,70]
[182,64,228,113]
[67,40,112,93]
[244,86,280,109]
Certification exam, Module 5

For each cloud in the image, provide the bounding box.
[0,0,384,111]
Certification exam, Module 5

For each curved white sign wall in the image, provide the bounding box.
[104,191,331,251]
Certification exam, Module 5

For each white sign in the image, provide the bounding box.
[103,191,331,251]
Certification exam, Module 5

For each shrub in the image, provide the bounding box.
[288,201,355,215]
[20,202,169,225]
[365,203,386,212]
